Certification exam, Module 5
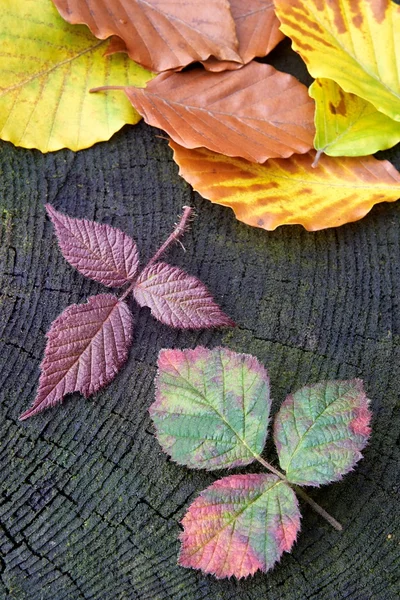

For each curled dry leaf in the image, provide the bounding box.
[19,295,133,420]
[203,0,285,71]
[122,62,315,162]
[170,141,400,231]
[0,0,154,152]
[104,35,129,57]
[274,379,372,486]
[274,0,400,122]
[46,205,140,287]
[133,263,235,329]
[309,78,400,158]
[52,0,241,73]
[179,474,301,578]
[151,347,270,469]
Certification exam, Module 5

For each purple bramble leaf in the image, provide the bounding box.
[150,347,270,470]
[274,379,372,486]
[133,262,234,328]
[19,294,133,420]
[179,473,301,579]
[46,204,140,287]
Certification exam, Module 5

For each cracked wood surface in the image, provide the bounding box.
[1,42,400,600]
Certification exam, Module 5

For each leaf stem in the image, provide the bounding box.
[254,454,343,531]
[90,85,127,93]
[254,455,287,480]
[311,149,323,168]
[293,486,343,531]
[146,205,193,268]
[119,206,193,302]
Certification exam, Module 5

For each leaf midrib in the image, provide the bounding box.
[39,297,122,401]
[0,38,106,97]
[138,88,313,128]
[186,478,282,557]
[199,148,400,189]
[283,391,350,475]
[51,211,137,283]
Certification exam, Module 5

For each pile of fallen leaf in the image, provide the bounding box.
[1,0,400,230]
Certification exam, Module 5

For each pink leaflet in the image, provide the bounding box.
[179,473,301,578]
[19,294,133,420]
[46,204,140,287]
[133,262,235,329]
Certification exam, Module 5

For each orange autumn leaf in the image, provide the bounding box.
[119,63,315,163]
[203,0,285,71]
[170,141,400,231]
[52,0,241,73]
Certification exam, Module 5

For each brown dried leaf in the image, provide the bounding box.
[123,62,315,162]
[203,0,285,71]
[52,0,241,72]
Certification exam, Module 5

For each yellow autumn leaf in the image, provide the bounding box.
[274,0,400,122]
[0,0,155,152]
[310,79,400,160]
[170,141,400,231]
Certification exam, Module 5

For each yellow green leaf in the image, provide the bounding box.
[0,0,154,152]
[310,78,400,159]
[274,0,400,122]
[170,141,400,231]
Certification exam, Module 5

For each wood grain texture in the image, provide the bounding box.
[0,46,399,599]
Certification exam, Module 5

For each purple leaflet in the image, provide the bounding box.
[19,294,133,420]
[133,262,235,329]
[46,204,140,287]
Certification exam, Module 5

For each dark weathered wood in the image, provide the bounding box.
[1,45,400,599]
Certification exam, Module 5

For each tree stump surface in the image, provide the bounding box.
[0,44,399,600]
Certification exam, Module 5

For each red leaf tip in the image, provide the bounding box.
[350,408,371,437]
[347,378,372,438]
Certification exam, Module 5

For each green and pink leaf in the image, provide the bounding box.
[274,379,372,486]
[150,347,271,470]
[179,473,301,578]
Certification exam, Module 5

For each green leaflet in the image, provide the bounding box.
[274,379,371,486]
[150,347,271,470]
